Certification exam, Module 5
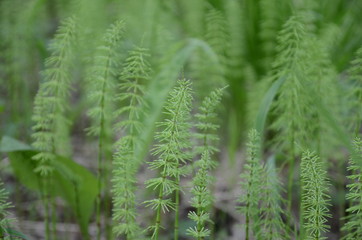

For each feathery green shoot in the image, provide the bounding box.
[194,87,225,156]
[342,137,362,239]
[238,129,263,240]
[86,19,125,240]
[301,150,331,240]
[144,79,193,240]
[32,16,76,176]
[31,17,76,240]
[258,164,288,240]
[347,47,362,134]
[187,87,225,239]
[112,46,151,239]
[270,14,311,219]
[186,150,213,240]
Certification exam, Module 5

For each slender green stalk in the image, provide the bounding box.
[174,186,180,240]
[96,129,104,240]
[287,133,296,232]
[43,179,51,240]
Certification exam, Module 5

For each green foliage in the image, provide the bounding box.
[238,129,263,239]
[270,14,311,152]
[31,16,77,176]
[342,137,362,239]
[144,79,193,239]
[86,19,124,138]
[112,46,151,239]
[301,150,331,240]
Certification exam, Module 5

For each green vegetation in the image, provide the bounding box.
[1,0,362,239]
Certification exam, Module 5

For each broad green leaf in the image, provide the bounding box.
[0,136,96,238]
[0,136,33,152]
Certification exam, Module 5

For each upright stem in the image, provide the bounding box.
[43,178,51,240]
[96,53,111,240]
[96,136,104,240]
[174,182,180,240]
[287,132,296,233]
[154,178,165,240]
[245,195,250,240]
[197,192,203,240]
[51,195,57,240]
[104,150,112,240]
[245,162,255,240]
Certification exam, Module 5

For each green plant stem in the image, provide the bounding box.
[43,178,51,240]
[287,132,296,233]
[154,178,165,240]
[299,174,304,240]
[95,50,111,240]
[104,153,112,240]
[316,185,320,240]
[245,195,250,240]
[96,137,104,240]
[196,191,203,240]
[174,185,180,240]
[51,195,57,240]
[338,160,346,228]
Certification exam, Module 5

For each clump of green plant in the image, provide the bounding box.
[144,79,193,239]
[111,46,151,239]
[301,150,331,240]
[342,137,362,239]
